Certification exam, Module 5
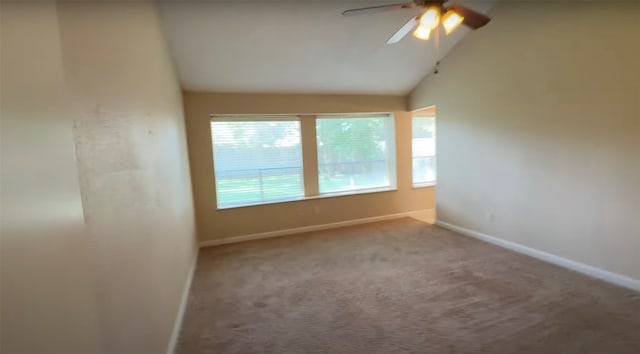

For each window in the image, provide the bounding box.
[211,117,303,208]
[210,114,397,209]
[316,115,396,194]
[412,117,436,186]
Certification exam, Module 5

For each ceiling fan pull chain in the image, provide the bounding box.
[434,25,440,74]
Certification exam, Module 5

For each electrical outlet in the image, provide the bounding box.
[314,206,321,214]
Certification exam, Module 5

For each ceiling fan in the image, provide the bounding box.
[342,0,491,44]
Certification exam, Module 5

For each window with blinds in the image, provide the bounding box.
[411,117,436,186]
[211,118,304,208]
[316,115,396,194]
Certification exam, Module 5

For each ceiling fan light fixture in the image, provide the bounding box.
[442,9,464,34]
[419,6,440,30]
[413,25,431,40]
[342,1,491,45]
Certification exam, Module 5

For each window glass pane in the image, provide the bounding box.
[316,116,395,194]
[412,117,436,185]
[211,119,303,208]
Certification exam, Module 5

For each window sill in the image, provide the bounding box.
[216,186,398,210]
[412,182,437,189]
[313,186,398,199]
[216,196,306,210]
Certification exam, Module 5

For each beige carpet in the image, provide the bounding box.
[177,218,640,353]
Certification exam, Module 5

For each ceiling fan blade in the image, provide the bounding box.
[342,2,417,17]
[386,15,419,44]
[447,4,491,30]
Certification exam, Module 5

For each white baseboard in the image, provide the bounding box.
[436,221,640,292]
[199,209,435,248]
[166,251,198,354]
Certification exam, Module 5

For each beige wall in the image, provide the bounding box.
[410,2,640,280]
[1,2,196,353]
[0,3,103,353]
[184,92,435,241]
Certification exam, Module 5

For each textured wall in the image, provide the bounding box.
[184,92,435,241]
[409,2,640,280]
[1,2,197,353]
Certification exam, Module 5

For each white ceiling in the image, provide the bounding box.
[159,1,497,95]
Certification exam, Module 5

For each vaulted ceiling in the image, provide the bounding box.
[159,1,497,95]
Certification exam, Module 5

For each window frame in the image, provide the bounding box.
[210,115,305,209]
[411,116,437,188]
[210,113,398,210]
[315,113,397,196]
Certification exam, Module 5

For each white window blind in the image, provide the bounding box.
[211,118,303,208]
[412,117,436,186]
[316,115,396,194]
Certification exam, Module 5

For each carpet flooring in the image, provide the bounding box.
[176,218,640,353]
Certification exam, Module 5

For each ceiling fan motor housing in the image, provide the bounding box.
[418,0,447,9]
